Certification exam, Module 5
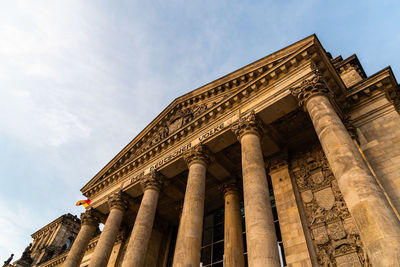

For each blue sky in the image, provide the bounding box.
[1,0,399,260]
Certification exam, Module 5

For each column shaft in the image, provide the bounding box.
[224,189,245,267]
[306,94,400,266]
[64,224,97,267]
[88,193,127,267]
[240,132,281,267]
[122,181,161,267]
[172,160,207,267]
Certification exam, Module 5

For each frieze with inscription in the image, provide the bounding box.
[291,145,371,266]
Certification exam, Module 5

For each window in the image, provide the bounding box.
[65,237,74,250]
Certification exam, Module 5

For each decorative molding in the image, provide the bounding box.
[290,71,332,107]
[230,110,263,140]
[31,214,80,239]
[219,181,241,197]
[141,171,164,192]
[291,145,370,266]
[80,208,101,227]
[82,39,319,199]
[183,144,210,167]
[108,191,129,212]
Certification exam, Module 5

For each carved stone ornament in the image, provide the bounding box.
[230,110,264,140]
[219,181,241,197]
[141,171,164,192]
[290,71,332,108]
[129,96,231,161]
[291,145,371,266]
[80,208,101,226]
[314,187,335,211]
[108,191,129,212]
[183,144,210,167]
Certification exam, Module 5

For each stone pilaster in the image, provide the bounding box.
[64,209,100,267]
[172,144,209,267]
[88,191,128,267]
[121,171,164,267]
[291,72,400,267]
[268,159,313,267]
[231,112,281,267]
[220,182,245,267]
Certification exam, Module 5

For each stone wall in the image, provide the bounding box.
[356,106,400,214]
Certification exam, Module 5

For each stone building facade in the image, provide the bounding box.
[12,34,400,267]
[8,214,81,267]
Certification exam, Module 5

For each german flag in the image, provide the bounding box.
[76,200,91,208]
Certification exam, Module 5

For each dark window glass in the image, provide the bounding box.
[214,210,224,224]
[272,206,279,221]
[275,221,282,241]
[243,233,247,252]
[212,241,224,262]
[204,215,213,229]
[203,228,212,245]
[201,245,212,265]
[213,223,224,242]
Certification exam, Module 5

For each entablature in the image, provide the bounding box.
[344,67,400,113]
[31,213,80,239]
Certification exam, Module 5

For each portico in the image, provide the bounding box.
[58,35,400,267]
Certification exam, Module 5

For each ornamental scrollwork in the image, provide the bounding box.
[130,95,231,160]
[80,208,101,226]
[291,145,371,266]
[218,180,241,197]
[108,191,129,212]
[290,71,332,107]
[230,110,264,140]
[183,143,210,167]
[140,171,164,191]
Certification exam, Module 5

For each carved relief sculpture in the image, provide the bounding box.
[291,145,371,267]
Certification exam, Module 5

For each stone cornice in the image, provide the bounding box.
[344,67,400,112]
[31,213,80,239]
[82,35,320,195]
[333,54,367,79]
[82,36,330,199]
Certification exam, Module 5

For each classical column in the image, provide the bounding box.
[64,209,100,267]
[88,191,128,267]
[231,112,281,267]
[172,144,209,267]
[121,171,164,267]
[221,182,245,267]
[291,72,400,267]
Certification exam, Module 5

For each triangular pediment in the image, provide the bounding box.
[81,34,320,194]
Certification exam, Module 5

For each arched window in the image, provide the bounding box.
[65,237,74,250]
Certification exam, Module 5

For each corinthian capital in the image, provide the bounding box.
[290,71,332,107]
[80,208,101,226]
[183,144,210,167]
[141,171,164,192]
[108,191,128,212]
[230,111,263,140]
[219,181,241,198]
